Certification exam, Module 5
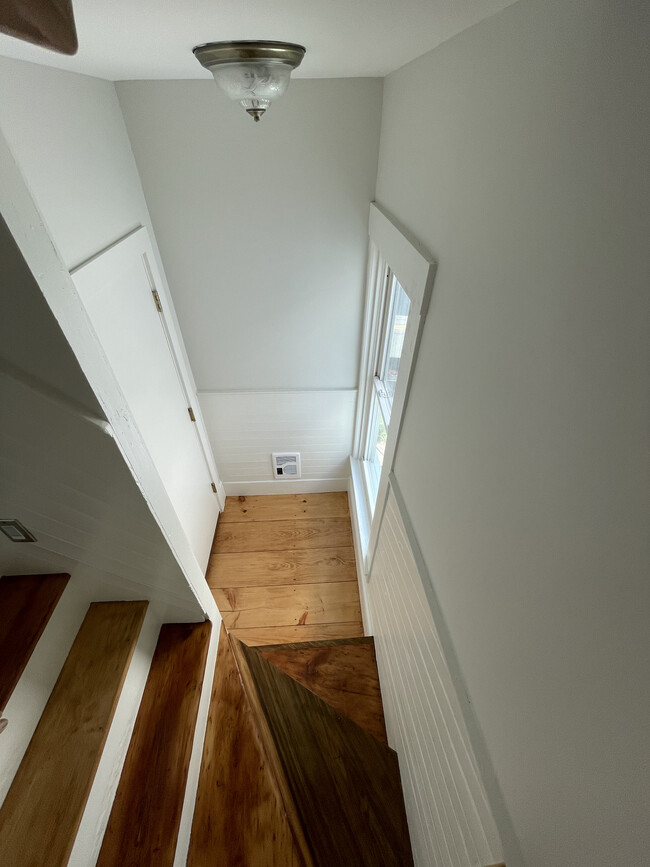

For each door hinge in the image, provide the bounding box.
[211,482,217,493]
[188,406,196,422]
[152,289,163,313]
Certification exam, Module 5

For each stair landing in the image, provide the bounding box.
[207,493,364,645]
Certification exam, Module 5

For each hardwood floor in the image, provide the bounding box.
[207,493,364,644]
[187,625,302,867]
[228,622,364,646]
[193,496,400,865]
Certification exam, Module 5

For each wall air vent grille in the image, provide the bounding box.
[271,452,301,479]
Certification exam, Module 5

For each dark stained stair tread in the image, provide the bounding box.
[256,636,388,744]
[0,572,70,713]
[231,636,414,867]
[97,620,211,867]
[97,621,212,867]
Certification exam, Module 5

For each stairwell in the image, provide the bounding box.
[0,494,502,866]
[0,494,414,866]
[193,491,413,865]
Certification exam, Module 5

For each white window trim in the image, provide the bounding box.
[351,203,437,571]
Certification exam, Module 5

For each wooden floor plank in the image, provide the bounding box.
[214,518,353,554]
[206,547,357,589]
[97,620,211,867]
[0,572,69,714]
[231,638,413,867]
[258,639,387,744]
[215,582,361,630]
[0,601,148,867]
[188,625,303,867]
[229,622,365,646]
[220,492,350,523]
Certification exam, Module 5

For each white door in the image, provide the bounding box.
[72,227,219,572]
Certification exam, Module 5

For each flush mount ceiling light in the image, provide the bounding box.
[193,40,306,122]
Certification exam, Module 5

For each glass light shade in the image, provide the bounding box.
[210,60,292,114]
[194,41,305,122]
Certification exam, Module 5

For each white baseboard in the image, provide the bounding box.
[347,472,373,635]
[222,478,349,496]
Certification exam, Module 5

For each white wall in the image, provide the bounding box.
[116,78,383,390]
[199,389,356,494]
[0,214,202,612]
[0,57,149,271]
[364,482,503,867]
[0,57,221,597]
[0,56,206,413]
[373,1,650,865]
[116,77,382,493]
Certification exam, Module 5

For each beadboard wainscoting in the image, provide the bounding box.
[198,390,356,495]
[361,482,503,867]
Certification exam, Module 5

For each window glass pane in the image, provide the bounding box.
[375,411,387,468]
[364,394,384,512]
[380,279,410,404]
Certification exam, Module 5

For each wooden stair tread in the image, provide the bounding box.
[97,620,211,867]
[0,600,148,867]
[214,517,353,554]
[220,492,350,523]
[207,546,357,588]
[231,637,414,867]
[188,624,302,867]
[0,572,69,714]
[214,581,361,629]
[229,622,364,646]
[258,638,388,744]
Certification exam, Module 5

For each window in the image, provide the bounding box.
[352,204,436,562]
[361,275,411,513]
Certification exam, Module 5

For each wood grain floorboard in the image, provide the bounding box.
[214,518,353,554]
[220,492,350,523]
[229,623,365,647]
[258,639,387,744]
[97,621,211,867]
[0,572,69,713]
[206,547,357,589]
[210,493,365,673]
[188,625,303,867]
[231,638,413,867]
[215,582,361,630]
[0,601,148,867]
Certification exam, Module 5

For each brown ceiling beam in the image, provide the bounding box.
[0,0,78,55]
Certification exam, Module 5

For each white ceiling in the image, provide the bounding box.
[0,0,517,80]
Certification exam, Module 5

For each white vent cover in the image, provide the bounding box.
[272,452,301,479]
